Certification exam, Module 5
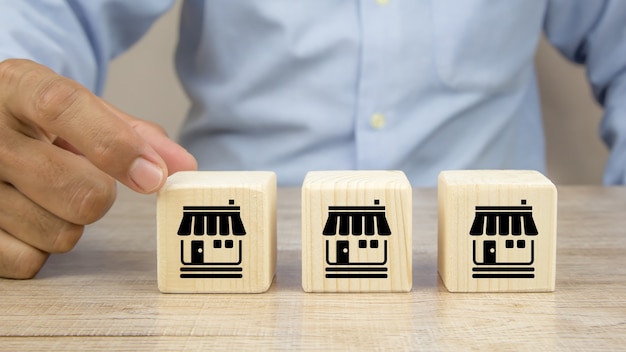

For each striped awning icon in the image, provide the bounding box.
[469,205,538,236]
[322,204,391,236]
[177,205,246,236]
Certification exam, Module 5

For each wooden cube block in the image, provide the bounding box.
[438,170,557,292]
[302,171,412,292]
[157,171,276,293]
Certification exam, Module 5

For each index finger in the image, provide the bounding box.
[0,59,166,193]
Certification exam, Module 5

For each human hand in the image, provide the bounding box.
[0,59,197,279]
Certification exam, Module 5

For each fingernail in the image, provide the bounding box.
[129,157,164,192]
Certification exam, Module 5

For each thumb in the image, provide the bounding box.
[99,100,198,181]
[57,100,198,185]
[128,118,198,176]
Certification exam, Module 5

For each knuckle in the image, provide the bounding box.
[31,75,82,126]
[10,247,49,280]
[149,122,168,136]
[49,223,84,254]
[132,119,168,136]
[24,200,85,253]
[90,130,128,166]
[67,176,117,225]
[88,126,145,178]
[0,58,31,84]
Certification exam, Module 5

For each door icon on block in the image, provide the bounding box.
[322,200,391,279]
[177,199,246,279]
[470,199,538,279]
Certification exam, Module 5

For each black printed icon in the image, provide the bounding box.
[470,199,538,279]
[177,199,246,279]
[322,200,391,279]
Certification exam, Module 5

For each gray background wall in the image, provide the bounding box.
[102,2,608,185]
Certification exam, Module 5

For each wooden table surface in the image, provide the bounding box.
[1,186,625,351]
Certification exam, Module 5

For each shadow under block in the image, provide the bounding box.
[157,171,277,293]
[438,170,557,292]
[302,171,412,292]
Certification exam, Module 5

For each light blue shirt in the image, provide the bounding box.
[1,1,626,186]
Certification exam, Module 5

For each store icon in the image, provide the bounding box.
[322,200,392,279]
[176,200,246,279]
[470,200,538,278]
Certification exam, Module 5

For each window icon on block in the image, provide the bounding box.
[157,171,276,293]
[302,170,412,293]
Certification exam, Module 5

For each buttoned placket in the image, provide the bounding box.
[354,0,396,169]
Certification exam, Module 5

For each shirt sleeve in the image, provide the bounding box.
[544,0,626,185]
[0,0,174,94]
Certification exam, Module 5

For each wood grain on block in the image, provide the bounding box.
[438,170,557,292]
[157,171,276,293]
[302,171,412,292]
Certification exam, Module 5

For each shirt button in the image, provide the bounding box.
[376,0,390,5]
[370,113,386,130]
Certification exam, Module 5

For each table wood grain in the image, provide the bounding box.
[1,186,625,351]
